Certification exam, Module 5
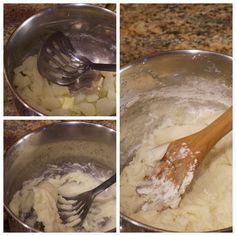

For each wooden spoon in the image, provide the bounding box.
[136,106,232,211]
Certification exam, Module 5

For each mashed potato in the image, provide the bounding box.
[13,56,116,116]
[10,163,116,232]
[121,113,232,231]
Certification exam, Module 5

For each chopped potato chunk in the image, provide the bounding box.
[13,55,116,116]
[79,102,96,116]
[96,98,116,116]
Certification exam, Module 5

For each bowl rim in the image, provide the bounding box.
[120,49,232,74]
[120,49,232,232]
[4,121,116,232]
[121,214,232,232]
[4,3,116,116]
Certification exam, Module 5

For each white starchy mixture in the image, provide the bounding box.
[10,163,116,232]
[121,112,232,231]
[13,55,116,116]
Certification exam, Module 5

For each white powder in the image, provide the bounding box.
[135,143,200,212]
[179,159,198,194]
[135,141,201,213]
[121,77,231,115]
[167,142,201,162]
[136,174,181,211]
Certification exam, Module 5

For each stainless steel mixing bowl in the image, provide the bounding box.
[4,121,116,232]
[4,4,116,116]
[120,50,232,232]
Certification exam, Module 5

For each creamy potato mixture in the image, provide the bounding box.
[121,112,232,231]
[13,56,116,116]
[10,163,116,232]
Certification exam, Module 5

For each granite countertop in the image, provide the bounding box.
[121,4,232,65]
[4,4,115,116]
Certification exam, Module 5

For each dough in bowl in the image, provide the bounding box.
[121,112,232,231]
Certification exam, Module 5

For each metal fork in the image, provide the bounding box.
[37,31,116,87]
[57,174,116,228]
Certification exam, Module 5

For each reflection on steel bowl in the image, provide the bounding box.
[4,122,116,232]
[120,50,232,232]
[4,4,116,116]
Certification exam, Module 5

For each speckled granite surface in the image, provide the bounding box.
[121,4,232,65]
[4,4,115,116]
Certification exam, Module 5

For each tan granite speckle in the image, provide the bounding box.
[121,4,232,66]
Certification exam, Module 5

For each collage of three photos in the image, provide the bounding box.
[3,3,232,233]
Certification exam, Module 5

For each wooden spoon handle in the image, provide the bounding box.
[195,106,232,157]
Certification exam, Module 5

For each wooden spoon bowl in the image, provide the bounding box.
[137,106,232,211]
